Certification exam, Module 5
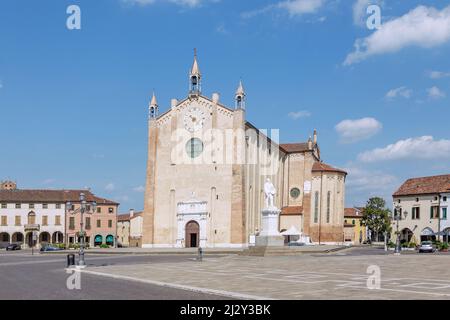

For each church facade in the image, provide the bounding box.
[142,53,347,248]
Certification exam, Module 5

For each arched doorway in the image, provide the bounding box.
[106,235,114,246]
[185,221,200,248]
[400,228,414,243]
[12,232,24,244]
[443,228,450,243]
[52,232,64,244]
[0,232,10,247]
[39,232,51,246]
[25,232,37,248]
[94,235,103,247]
[421,227,436,242]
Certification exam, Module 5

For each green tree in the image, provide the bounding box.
[362,197,392,241]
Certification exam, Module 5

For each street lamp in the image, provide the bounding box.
[66,193,97,267]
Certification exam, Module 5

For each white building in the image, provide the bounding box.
[0,181,65,248]
[392,175,450,244]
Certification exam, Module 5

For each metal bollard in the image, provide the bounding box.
[67,254,75,267]
[197,247,203,262]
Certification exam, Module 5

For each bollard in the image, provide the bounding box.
[67,254,75,267]
[197,247,203,262]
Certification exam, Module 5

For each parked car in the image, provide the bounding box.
[6,243,21,251]
[418,241,436,253]
[40,245,63,252]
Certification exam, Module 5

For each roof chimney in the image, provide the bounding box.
[129,209,135,218]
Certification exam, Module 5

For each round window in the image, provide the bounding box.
[290,187,301,199]
[186,138,204,158]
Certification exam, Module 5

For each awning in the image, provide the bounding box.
[281,226,301,236]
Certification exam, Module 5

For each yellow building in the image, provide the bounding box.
[344,208,367,244]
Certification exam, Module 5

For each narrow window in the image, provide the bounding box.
[326,191,331,223]
[69,217,75,230]
[314,191,319,223]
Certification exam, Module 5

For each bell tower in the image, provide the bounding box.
[189,49,201,96]
[235,80,246,110]
[149,92,158,119]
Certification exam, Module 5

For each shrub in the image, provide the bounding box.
[409,242,417,248]
[100,244,109,249]
[440,243,449,251]
[401,242,409,248]
[388,241,396,248]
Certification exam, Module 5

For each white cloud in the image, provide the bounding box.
[345,165,398,204]
[335,117,382,143]
[278,0,325,16]
[242,0,325,19]
[105,183,115,191]
[42,179,56,185]
[122,0,203,7]
[385,86,412,100]
[344,5,450,65]
[288,110,311,120]
[428,70,450,79]
[353,0,370,26]
[133,186,145,192]
[427,86,446,99]
[358,136,450,162]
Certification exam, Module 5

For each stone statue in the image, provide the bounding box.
[264,178,276,209]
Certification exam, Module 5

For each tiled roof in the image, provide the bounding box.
[118,211,142,221]
[280,143,310,153]
[312,162,347,175]
[344,208,363,218]
[0,189,119,205]
[393,175,450,197]
[281,206,303,215]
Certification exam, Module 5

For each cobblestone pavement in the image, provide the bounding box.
[81,251,450,300]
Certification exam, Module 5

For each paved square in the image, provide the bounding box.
[81,251,450,300]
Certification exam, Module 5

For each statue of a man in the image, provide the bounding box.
[264,178,276,209]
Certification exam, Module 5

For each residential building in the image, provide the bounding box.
[392,175,450,244]
[65,194,119,247]
[117,213,131,247]
[0,181,119,248]
[142,53,347,248]
[344,207,367,244]
[117,209,143,247]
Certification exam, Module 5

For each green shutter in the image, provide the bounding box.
[431,207,434,219]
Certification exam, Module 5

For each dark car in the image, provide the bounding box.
[40,245,63,252]
[6,243,21,251]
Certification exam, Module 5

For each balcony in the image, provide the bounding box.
[24,224,40,231]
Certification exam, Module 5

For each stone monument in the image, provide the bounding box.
[255,178,284,247]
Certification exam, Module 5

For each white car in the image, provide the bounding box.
[418,241,436,253]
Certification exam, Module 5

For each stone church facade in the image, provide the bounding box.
[142,53,347,248]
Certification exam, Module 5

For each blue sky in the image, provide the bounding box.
[1,0,450,212]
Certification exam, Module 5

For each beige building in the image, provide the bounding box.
[392,175,450,244]
[117,209,143,247]
[142,53,347,248]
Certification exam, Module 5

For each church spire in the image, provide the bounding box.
[149,92,158,119]
[189,49,202,96]
[235,80,246,110]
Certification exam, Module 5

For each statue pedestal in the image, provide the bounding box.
[255,208,284,247]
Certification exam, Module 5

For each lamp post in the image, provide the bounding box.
[66,193,97,267]
[394,204,402,254]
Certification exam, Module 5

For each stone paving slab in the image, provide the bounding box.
[81,253,450,300]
